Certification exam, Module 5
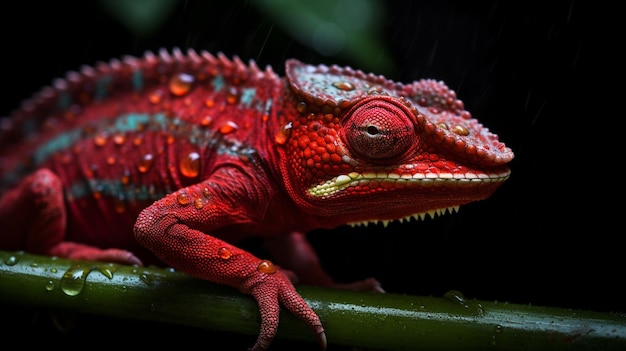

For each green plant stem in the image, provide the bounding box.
[1,250,624,350]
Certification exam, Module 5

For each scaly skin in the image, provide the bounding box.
[0,48,514,350]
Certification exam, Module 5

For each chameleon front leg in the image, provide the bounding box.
[133,178,326,351]
[0,168,141,265]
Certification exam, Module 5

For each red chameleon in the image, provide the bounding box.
[0,48,514,350]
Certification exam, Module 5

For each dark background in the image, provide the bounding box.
[1,1,620,349]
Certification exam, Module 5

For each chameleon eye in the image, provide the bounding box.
[343,97,418,161]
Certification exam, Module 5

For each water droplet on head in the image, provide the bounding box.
[275,122,293,145]
[296,101,307,114]
[332,81,355,91]
[451,125,470,136]
[137,153,154,173]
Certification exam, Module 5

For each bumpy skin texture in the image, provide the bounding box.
[0,48,513,350]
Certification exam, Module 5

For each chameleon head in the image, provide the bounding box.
[277,59,514,227]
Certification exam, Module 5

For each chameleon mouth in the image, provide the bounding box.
[307,169,511,198]
[347,205,460,227]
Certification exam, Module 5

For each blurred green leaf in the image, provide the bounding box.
[98,0,181,37]
[252,0,395,75]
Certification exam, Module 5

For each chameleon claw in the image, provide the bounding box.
[316,328,328,351]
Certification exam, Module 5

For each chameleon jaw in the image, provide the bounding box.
[347,205,460,228]
[307,170,511,199]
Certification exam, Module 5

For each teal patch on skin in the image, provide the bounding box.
[33,128,82,164]
[21,119,39,135]
[68,179,166,202]
[241,88,256,108]
[95,75,113,100]
[212,74,225,92]
[132,69,143,91]
[31,113,258,167]
[113,113,167,131]
[57,91,72,110]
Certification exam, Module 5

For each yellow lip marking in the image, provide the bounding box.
[307,170,510,198]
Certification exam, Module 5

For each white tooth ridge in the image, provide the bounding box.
[347,205,460,227]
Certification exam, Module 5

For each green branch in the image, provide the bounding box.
[1,250,625,350]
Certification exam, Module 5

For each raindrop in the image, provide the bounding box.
[140,272,153,285]
[274,122,293,145]
[443,290,467,305]
[332,81,355,91]
[226,87,239,104]
[177,191,191,205]
[113,133,126,146]
[193,198,204,209]
[93,131,109,147]
[169,73,195,96]
[179,151,200,178]
[257,259,276,274]
[219,121,239,134]
[200,115,213,127]
[60,264,116,296]
[137,153,154,173]
[443,290,485,316]
[218,247,232,260]
[45,280,55,291]
[451,125,469,136]
[296,101,307,114]
[4,255,18,266]
[149,89,165,104]
[60,265,90,296]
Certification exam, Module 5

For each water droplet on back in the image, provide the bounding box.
[169,73,195,96]
[219,121,239,134]
[179,151,200,178]
[138,153,154,173]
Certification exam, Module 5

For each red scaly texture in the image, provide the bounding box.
[0,48,513,350]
